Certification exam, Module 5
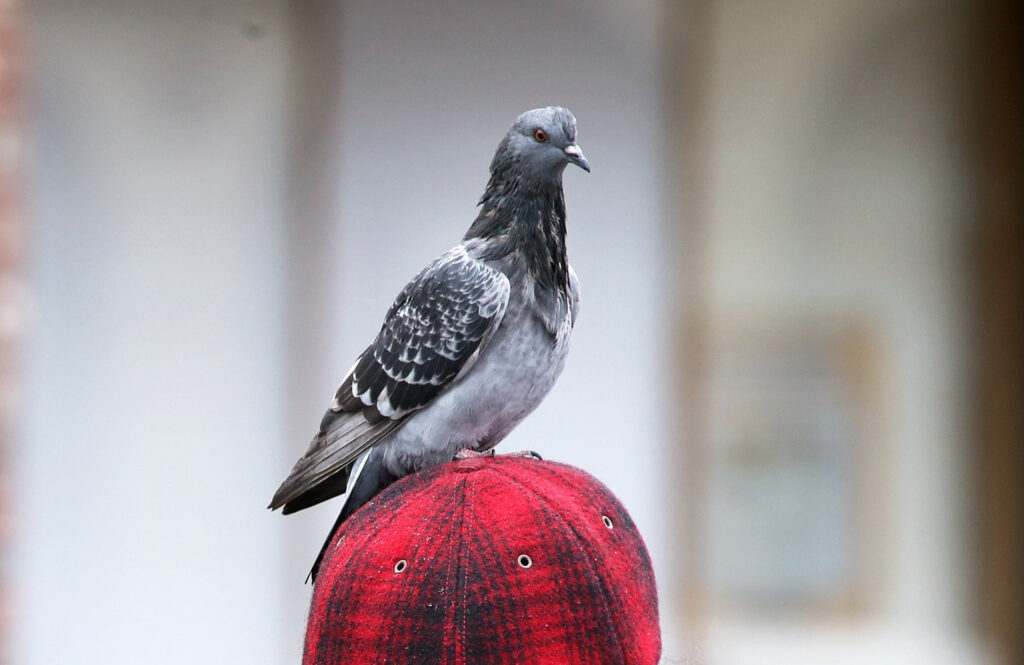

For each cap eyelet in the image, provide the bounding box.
[602,515,614,529]
[517,554,533,569]
[394,559,407,574]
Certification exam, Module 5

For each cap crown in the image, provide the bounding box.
[304,453,661,665]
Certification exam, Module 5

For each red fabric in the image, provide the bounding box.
[303,453,661,665]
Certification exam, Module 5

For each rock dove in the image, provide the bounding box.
[269,106,589,580]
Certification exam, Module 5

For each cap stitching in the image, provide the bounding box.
[458,476,475,665]
[440,477,462,665]
[488,463,630,664]
[445,476,469,665]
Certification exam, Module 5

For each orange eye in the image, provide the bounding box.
[533,129,548,143]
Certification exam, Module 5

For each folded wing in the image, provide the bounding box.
[269,246,510,513]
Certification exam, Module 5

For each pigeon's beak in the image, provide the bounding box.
[564,144,591,173]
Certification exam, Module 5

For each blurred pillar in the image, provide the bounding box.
[282,0,345,655]
[662,0,711,646]
[976,1,1024,664]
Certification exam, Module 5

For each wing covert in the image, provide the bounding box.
[351,246,510,419]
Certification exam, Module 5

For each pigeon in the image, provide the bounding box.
[269,106,589,580]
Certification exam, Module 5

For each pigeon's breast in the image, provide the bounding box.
[381,279,573,475]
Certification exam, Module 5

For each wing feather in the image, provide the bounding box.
[269,246,510,513]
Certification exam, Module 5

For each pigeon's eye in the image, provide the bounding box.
[533,129,548,143]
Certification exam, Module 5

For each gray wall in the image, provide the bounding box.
[16,2,290,663]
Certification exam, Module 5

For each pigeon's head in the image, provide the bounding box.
[491,106,590,182]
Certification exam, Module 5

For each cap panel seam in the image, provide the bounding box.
[446,476,469,665]
[458,475,475,665]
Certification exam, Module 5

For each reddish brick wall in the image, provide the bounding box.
[0,0,20,650]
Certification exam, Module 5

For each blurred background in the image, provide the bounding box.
[0,0,1019,663]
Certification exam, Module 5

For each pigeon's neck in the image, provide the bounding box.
[464,171,569,293]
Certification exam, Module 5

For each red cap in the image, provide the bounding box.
[303,451,661,664]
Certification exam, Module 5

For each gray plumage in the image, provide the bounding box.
[269,106,589,580]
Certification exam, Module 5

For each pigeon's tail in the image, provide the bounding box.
[307,449,399,583]
[268,408,402,515]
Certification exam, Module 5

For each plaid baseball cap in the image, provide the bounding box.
[303,451,661,665]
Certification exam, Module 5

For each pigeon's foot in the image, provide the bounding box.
[454,448,496,460]
[453,448,543,461]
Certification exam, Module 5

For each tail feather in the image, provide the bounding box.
[307,450,398,583]
[279,472,349,515]
[268,411,401,512]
